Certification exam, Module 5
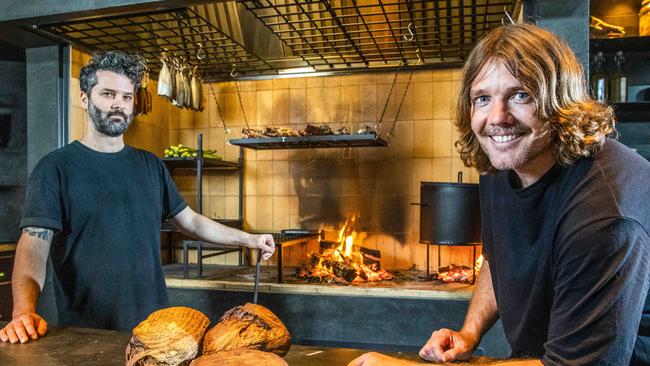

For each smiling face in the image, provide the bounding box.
[81,70,135,137]
[469,59,554,182]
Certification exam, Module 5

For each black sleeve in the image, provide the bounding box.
[19,159,63,232]
[543,218,650,365]
[159,160,187,221]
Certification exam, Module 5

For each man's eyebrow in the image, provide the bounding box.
[98,88,133,96]
[469,86,525,97]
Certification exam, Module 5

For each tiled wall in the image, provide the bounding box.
[69,47,482,272]
[172,70,482,271]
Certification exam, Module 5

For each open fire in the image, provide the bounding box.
[296,217,393,284]
[436,254,484,283]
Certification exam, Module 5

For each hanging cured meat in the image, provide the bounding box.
[191,68,202,111]
[157,58,172,99]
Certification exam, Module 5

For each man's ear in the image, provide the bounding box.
[80,91,88,110]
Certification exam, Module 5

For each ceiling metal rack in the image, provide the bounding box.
[35,0,518,81]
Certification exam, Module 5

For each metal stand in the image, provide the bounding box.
[424,242,481,284]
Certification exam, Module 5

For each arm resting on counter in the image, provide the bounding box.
[0,228,51,344]
[170,207,275,260]
[419,259,500,363]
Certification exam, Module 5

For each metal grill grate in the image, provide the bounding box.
[37,0,519,81]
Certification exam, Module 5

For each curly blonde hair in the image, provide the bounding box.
[455,23,616,174]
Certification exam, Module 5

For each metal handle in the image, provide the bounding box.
[253,249,261,304]
[410,202,431,206]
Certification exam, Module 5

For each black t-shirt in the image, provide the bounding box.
[480,139,650,365]
[20,141,187,330]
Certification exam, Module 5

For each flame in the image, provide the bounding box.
[475,254,484,272]
[299,216,393,284]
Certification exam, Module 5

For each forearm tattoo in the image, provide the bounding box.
[22,227,53,242]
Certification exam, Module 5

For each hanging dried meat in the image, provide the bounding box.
[157,58,172,99]
[182,68,192,108]
[125,306,210,366]
[191,69,202,111]
[173,65,185,108]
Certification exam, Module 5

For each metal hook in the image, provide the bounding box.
[230,64,238,78]
[403,22,415,42]
[196,43,205,60]
[416,48,422,65]
[503,6,515,25]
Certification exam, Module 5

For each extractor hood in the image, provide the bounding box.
[34,0,521,81]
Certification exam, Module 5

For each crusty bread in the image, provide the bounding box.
[189,349,288,366]
[126,306,211,366]
[202,303,291,357]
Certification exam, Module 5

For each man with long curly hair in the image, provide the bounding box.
[0,51,275,343]
[349,23,650,366]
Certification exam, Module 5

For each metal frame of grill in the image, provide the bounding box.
[36,0,519,82]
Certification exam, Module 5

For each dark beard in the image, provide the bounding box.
[88,98,133,137]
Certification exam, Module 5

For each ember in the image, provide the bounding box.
[296,217,393,284]
[436,254,484,283]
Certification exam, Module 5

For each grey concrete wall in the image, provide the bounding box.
[524,0,590,76]
[0,54,27,242]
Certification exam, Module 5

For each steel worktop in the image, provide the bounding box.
[0,321,425,366]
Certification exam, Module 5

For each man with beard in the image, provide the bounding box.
[349,24,650,366]
[0,51,275,343]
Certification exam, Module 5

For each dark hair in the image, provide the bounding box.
[79,51,146,95]
[455,23,615,173]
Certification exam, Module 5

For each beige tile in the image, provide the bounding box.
[470,167,482,183]
[413,120,434,158]
[257,79,273,91]
[413,70,432,82]
[272,196,290,231]
[341,74,358,86]
[322,86,342,123]
[323,75,342,87]
[244,196,257,229]
[288,77,306,89]
[288,196,300,228]
[432,69,453,82]
[256,161,273,195]
[432,81,456,120]
[209,174,225,196]
[225,195,239,219]
[272,149,289,161]
[179,108,194,129]
[357,73,377,85]
[256,196,273,230]
[223,92,240,126]
[431,157,452,182]
[179,129,196,147]
[272,160,290,195]
[272,89,290,125]
[207,127,226,158]
[391,119,413,159]
[272,78,290,90]
[432,119,453,158]
[289,88,306,126]
[394,234,413,270]
[359,84,377,123]
[209,195,226,219]
[194,102,210,128]
[413,82,433,120]
[412,158,433,195]
[306,76,324,88]
[451,157,474,184]
[340,85,359,125]
[224,174,240,196]
[376,235,396,270]
[223,141,240,163]
[256,90,273,125]
[306,87,324,123]
[244,160,257,196]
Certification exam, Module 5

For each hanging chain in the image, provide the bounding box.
[234,79,250,129]
[207,82,230,134]
[375,66,401,136]
[387,71,414,142]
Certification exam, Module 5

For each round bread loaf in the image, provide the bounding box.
[126,306,211,366]
[202,303,291,356]
[190,349,288,366]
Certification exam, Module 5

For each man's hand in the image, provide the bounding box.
[419,328,478,363]
[0,312,47,343]
[348,352,417,366]
[249,233,275,260]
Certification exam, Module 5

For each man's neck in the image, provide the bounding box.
[80,130,125,153]
[513,148,557,188]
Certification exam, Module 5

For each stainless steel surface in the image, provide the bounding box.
[0,321,426,365]
[34,0,520,81]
